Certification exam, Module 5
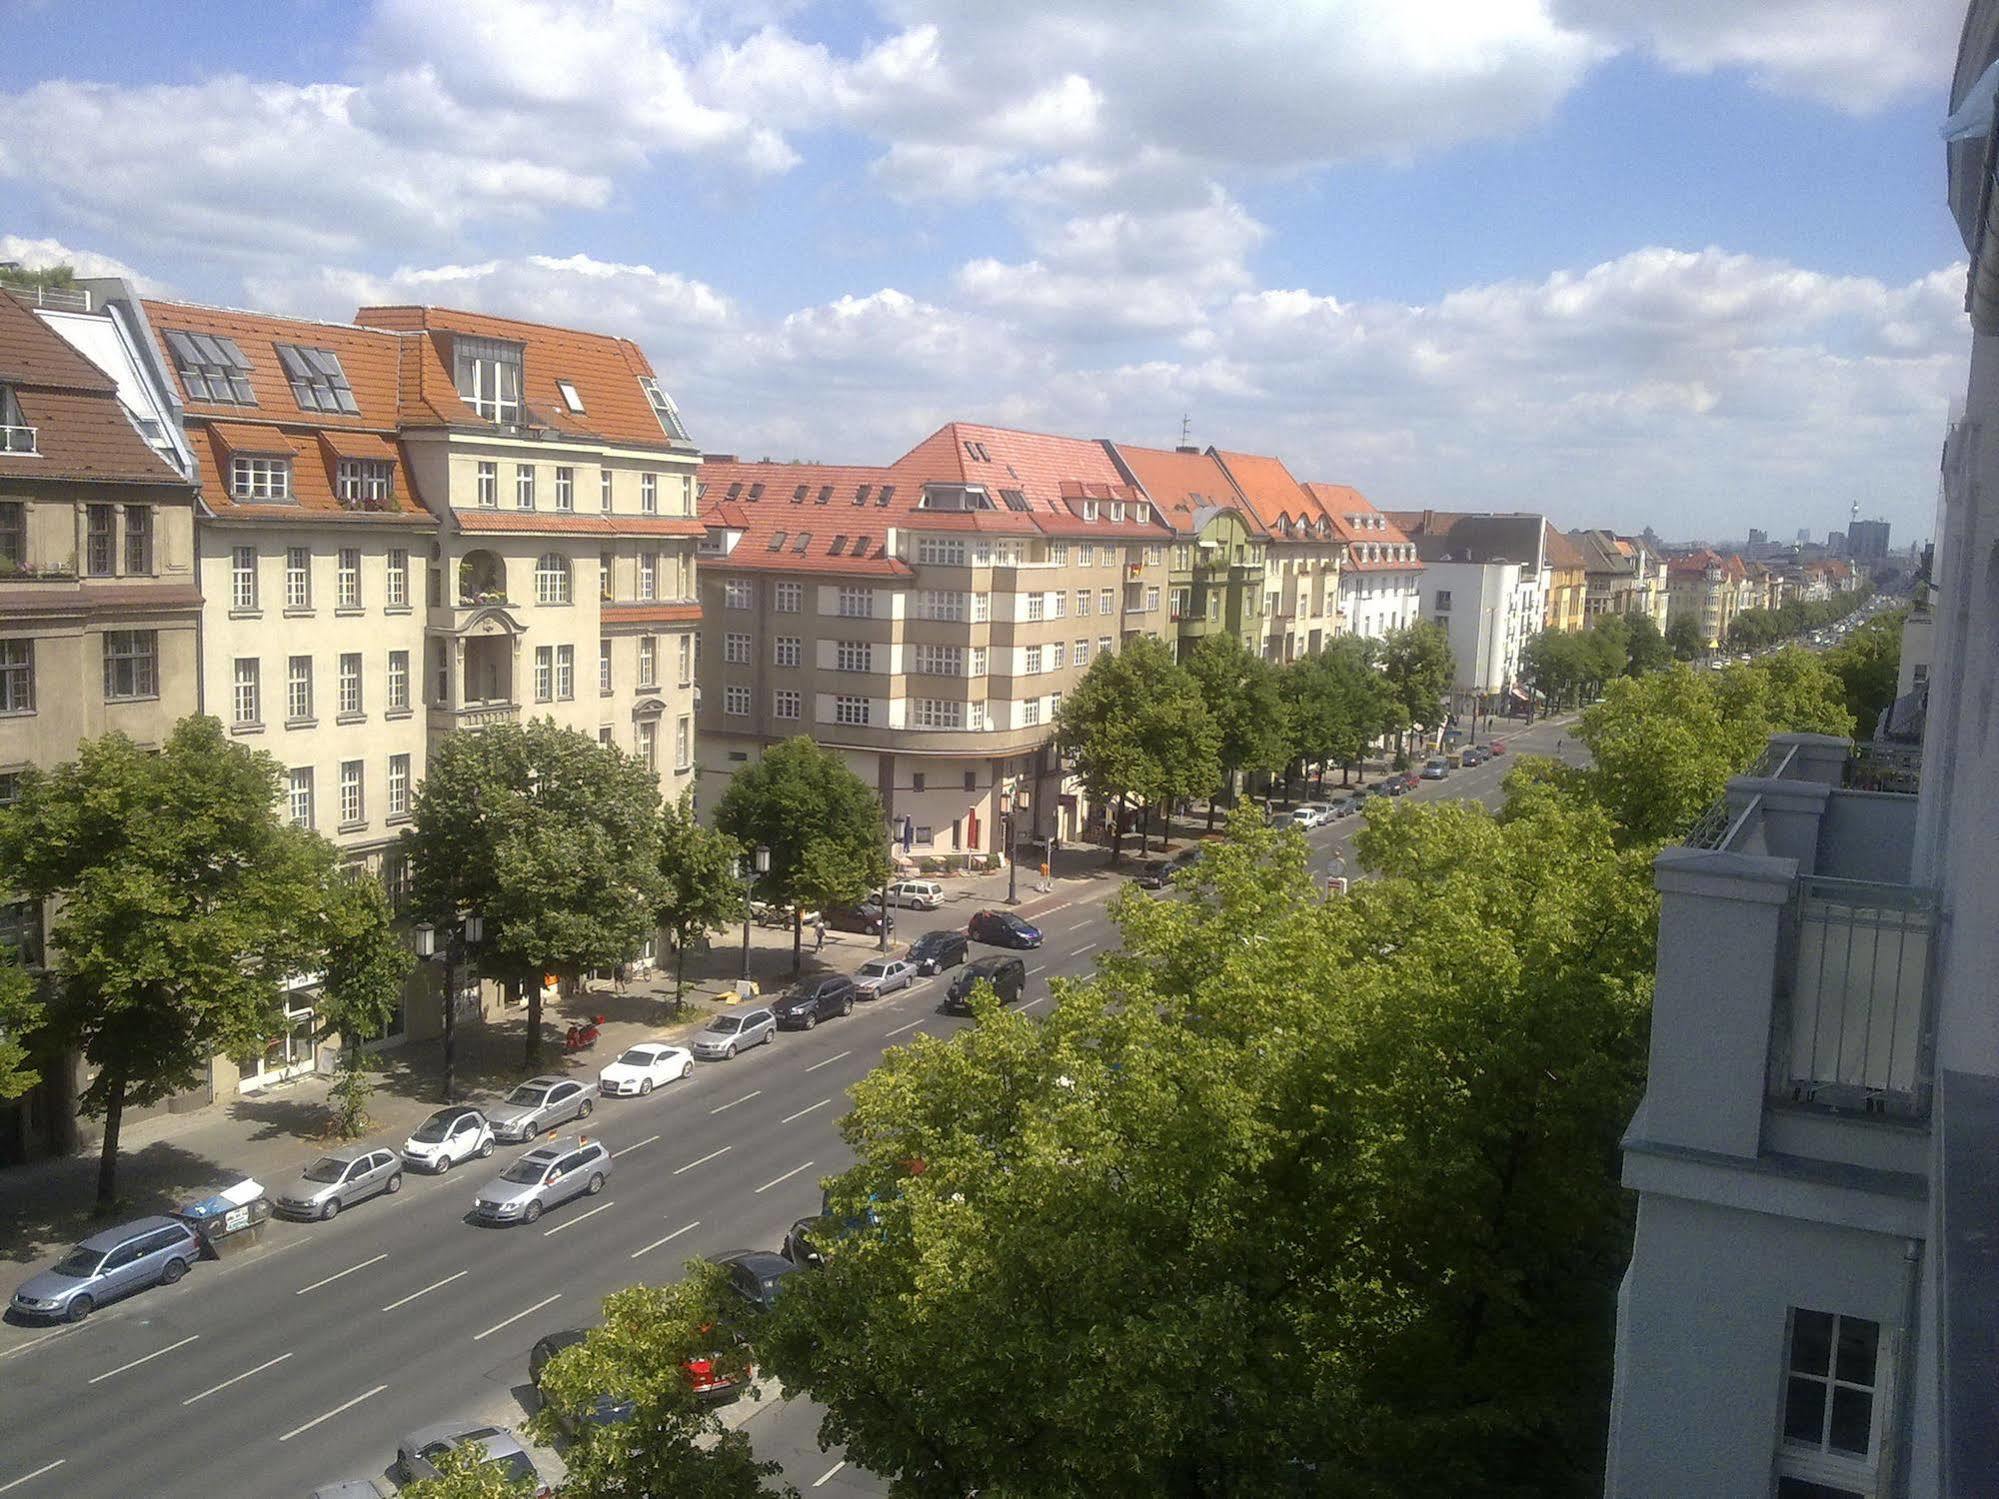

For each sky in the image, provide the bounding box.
[0,0,1977,544]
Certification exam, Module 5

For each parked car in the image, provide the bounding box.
[471,1136,612,1226]
[1131,857,1176,889]
[943,954,1028,1013]
[683,1323,754,1404]
[783,1215,830,1269]
[1401,769,1422,790]
[773,975,857,1030]
[1331,796,1360,818]
[598,1040,694,1097]
[1379,778,1408,797]
[401,1105,495,1175]
[855,957,917,999]
[967,910,1042,949]
[884,880,944,910]
[10,1216,201,1323]
[1294,802,1337,827]
[1421,758,1449,780]
[275,1147,403,1221]
[530,1329,635,1430]
[825,902,895,936]
[487,1075,594,1143]
[717,1249,801,1312]
[1489,740,1507,755]
[906,929,969,975]
[692,1007,777,1059]
[1267,810,1302,831]
[397,1424,545,1492]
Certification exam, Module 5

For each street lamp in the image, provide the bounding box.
[413,911,482,1105]
[1000,790,1019,905]
[739,845,770,985]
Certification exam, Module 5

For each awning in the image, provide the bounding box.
[209,422,298,458]
[315,428,398,462]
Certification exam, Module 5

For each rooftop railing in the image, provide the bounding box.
[0,425,37,455]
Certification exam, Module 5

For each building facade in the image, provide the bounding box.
[1542,522,1589,631]
[1392,510,1550,714]
[1571,529,1672,626]
[1666,547,1737,648]
[1207,449,1334,661]
[1303,483,1423,644]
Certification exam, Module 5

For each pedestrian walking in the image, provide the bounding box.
[813,916,826,952]
[1035,860,1052,893]
[613,962,628,995]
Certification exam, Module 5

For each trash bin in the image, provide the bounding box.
[176,1178,273,1259]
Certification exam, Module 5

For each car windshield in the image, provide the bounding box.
[302,1156,351,1183]
[501,1158,552,1184]
[506,1085,551,1107]
[615,1049,656,1067]
[705,1017,742,1035]
[912,933,945,952]
[410,1113,456,1144]
[859,962,889,977]
[50,1247,104,1278]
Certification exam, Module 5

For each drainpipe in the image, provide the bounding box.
[1884,1236,1923,1498]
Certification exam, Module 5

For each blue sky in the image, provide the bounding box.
[0,0,1975,544]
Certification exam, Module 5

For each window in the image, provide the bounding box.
[1779,1309,1882,1496]
[1099,587,1114,614]
[638,636,657,686]
[387,755,411,819]
[515,463,535,510]
[724,685,751,716]
[913,698,966,729]
[916,537,968,566]
[637,376,690,442]
[838,587,874,619]
[599,551,614,602]
[834,695,870,726]
[230,456,292,502]
[556,378,585,413]
[600,469,614,513]
[1099,635,1113,657]
[1021,698,1041,726]
[774,581,802,613]
[676,634,691,685]
[339,761,364,826]
[454,335,522,423]
[555,645,574,700]
[1051,589,1067,618]
[641,473,658,514]
[725,579,754,610]
[286,655,313,721]
[1074,638,1091,667]
[272,343,359,413]
[915,590,965,621]
[288,768,314,829]
[1075,589,1090,616]
[476,460,497,508]
[723,632,751,665]
[334,459,393,508]
[1051,642,1066,670]
[336,548,361,609]
[231,546,259,610]
[836,641,873,673]
[675,716,691,771]
[96,630,156,701]
[0,501,22,573]
[1146,587,1161,613]
[637,720,658,772]
[117,505,154,575]
[973,592,990,622]
[969,646,988,676]
[338,653,362,715]
[535,646,555,703]
[535,553,572,605]
[1023,645,1043,675]
[386,549,409,608]
[0,640,33,714]
[913,643,963,676]
[1434,590,1453,611]
[1146,545,1163,565]
[286,547,312,609]
[85,504,116,576]
[773,636,801,668]
[768,529,788,553]
[554,466,574,512]
[638,553,656,600]
[163,329,256,404]
[387,650,409,711]
[774,689,801,719]
[1024,593,1045,622]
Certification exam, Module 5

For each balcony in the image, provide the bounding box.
[0,425,37,455]
[428,701,520,733]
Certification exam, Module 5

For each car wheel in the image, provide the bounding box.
[802,1013,816,1031]
[680,1061,692,1080]
[842,998,854,1016]
[579,1098,594,1118]
[436,1153,452,1174]
[65,1294,93,1323]
[586,1172,605,1195]
[523,1200,543,1224]
[763,1027,775,1046]
[160,1257,187,1286]
[385,1172,403,1195]
[479,1138,494,1159]
[725,1043,737,1059]
[321,1197,341,1221]
[640,1079,654,1096]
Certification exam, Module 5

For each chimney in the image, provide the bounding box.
[704,453,737,464]
[1175,445,1200,455]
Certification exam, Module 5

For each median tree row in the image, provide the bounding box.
[1725,585,1873,652]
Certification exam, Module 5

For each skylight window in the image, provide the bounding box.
[164,330,256,405]
[962,439,992,462]
[768,530,788,551]
[793,484,809,502]
[816,486,833,504]
[748,482,765,501]
[852,534,870,555]
[275,344,359,415]
[637,376,690,442]
[829,535,849,556]
[855,485,871,506]
[726,482,743,501]
[999,488,1031,512]
[793,532,812,554]
[556,379,586,413]
[876,485,894,507]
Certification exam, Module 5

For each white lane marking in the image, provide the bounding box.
[780,1099,831,1124]
[380,1270,468,1313]
[543,1200,614,1237]
[673,1145,731,1175]
[293,1253,387,1296]
[803,1050,852,1073]
[885,1019,925,1038]
[1026,964,1046,976]
[86,1333,200,1384]
[612,1133,659,1159]
[182,1351,293,1406]
[1020,996,1049,1010]
[472,1293,562,1342]
[0,1329,71,1363]
[812,1459,847,1488]
[276,1382,387,1441]
[0,1460,65,1493]
[755,1160,816,1195]
[709,1091,760,1114]
[629,1219,699,1260]
[1065,943,1099,959]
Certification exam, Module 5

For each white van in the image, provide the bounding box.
[886,880,944,910]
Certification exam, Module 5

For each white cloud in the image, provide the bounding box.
[0,234,163,291]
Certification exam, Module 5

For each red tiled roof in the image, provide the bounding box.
[453,511,706,538]
[0,293,117,393]
[696,458,907,575]
[1210,449,1320,534]
[1542,522,1587,572]
[891,423,1170,540]
[1106,443,1264,539]
[0,296,186,487]
[1301,483,1421,571]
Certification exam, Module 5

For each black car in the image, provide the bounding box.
[783,1216,830,1269]
[717,1250,800,1312]
[967,910,1043,949]
[529,1329,636,1430]
[1131,858,1176,890]
[906,929,969,975]
[771,975,856,1030]
[825,903,895,936]
[943,955,1028,1013]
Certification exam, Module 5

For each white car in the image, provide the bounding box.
[598,1041,695,1098]
[401,1106,495,1175]
[854,957,917,1000]
[1293,803,1336,828]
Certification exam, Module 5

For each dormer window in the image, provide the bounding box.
[335,459,394,509]
[276,344,359,414]
[637,376,690,441]
[0,386,33,454]
[1082,499,1098,522]
[231,455,292,502]
[1110,501,1124,522]
[164,330,256,405]
[453,336,522,424]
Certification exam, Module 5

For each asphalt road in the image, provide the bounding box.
[0,714,1581,1499]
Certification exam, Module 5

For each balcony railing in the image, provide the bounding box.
[0,425,37,455]
[1772,875,1938,1121]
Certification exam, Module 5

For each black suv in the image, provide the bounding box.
[942,955,1028,1013]
[772,975,856,1030]
[907,929,969,975]
[967,910,1043,949]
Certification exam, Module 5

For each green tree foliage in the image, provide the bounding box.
[1622,613,1671,676]
[712,736,891,973]
[1717,649,1855,740]
[1725,587,1871,651]
[1184,634,1290,826]
[315,868,414,1045]
[1377,621,1454,750]
[1664,614,1706,661]
[406,719,665,1069]
[526,1267,792,1498]
[759,806,1655,1498]
[1518,629,1587,711]
[0,718,385,1208]
[1581,614,1630,690]
[396,1440,539,1499]
[1824,611,1904,736]
[656,789,743,1010]
[1,262,76,292]
[0,950,40,1101]
[1281,639,1386,788]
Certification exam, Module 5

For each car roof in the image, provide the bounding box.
[521,1074,567,1087]
[536,1328,589,1352]
[967,954,1020,973]
[403,1421,526,1455]
[721,1249,797,1276]
[78,1214,182,1250]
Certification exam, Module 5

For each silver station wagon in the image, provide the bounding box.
[471,1137,613,1226]
[10,1216,201,1322]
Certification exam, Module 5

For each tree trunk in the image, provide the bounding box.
[1110,795,1126,865]
[95,1072,125,1214]
[522,974,542,1070]
[673,938,687,1015]
[792,910,803,978]
[1205,773,1222,833]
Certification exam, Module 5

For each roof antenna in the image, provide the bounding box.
[1179,412,1192,447]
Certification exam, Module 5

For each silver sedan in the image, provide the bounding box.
[274,1148,403,1221]
[854,957,916,999]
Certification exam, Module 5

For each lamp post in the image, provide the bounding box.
[413,911,483,1105]
[1000,790,1019,905]
[739,845,770,985]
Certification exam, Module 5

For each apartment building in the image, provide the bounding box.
[1301,483,1423,642]
[1542,522,1589,631]
[694,423,1176,861]
[0,286,201,1161]
[1666,547,1738,648]
[1392,510,1550,715]
[1209,450,1337,661]
[1569,528,1671,625]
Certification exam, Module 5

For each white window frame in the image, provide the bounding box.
[724,684,752,716]
[774,636,801,668]
[837,587,874,619]
[387,754,411,818]
[1023,645,1042,675]
[337,547,361,610]
[833,694,870,726]
[515,463,536,510]
[288,768,314,829]
[387,650,410,711]
[600,469,614,513]
[476,460,497,508]
[1777,1308,1885,1496]
[338,652,363,716]
[534,553,572,605]
[642,473,658,515]
[1024,593,1045,622]
[638,636,657,687]
[725,579,754,610]
[386,549,409,608]
[915,536,967,566]
[338,760,364,827]
[534,646,554,703]
[555,644,574,701]
[286,655,313,721]
[774,581,802,613]
[638,553,656,601]
[230,456,291,501]
[231,658,259,725]
[773,688,801,720]
[555,466,575,512]
[725,632,752,665]
[836,640,873,673]
[231,546,258,611]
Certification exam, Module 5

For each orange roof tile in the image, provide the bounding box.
[697,457,910,577]
[1542,522,1587,571]
[0,295,185,488]
[1210,449,1320,534]
[1106,443,1263,538]
[1301,483,1421,571]
[890,423,1170,540]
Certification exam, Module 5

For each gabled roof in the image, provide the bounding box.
[1301,483,1419,570]
[0,293,187,487]
[1666,547,1725,576]
[1542,522,1587,572]
[1387,510,1547,569]
[696,457,909,577]
[1104,442,1264,540]
[1209,448,1320,535]
[891,422,1170,540]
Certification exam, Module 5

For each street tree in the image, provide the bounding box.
[0,951,40,1101]
[1718,650,1855,741]
[759,804,1654,1498]
[1184,633,1290,829]
[1518,629,1586,712]
[712,736,891,975]
[1622,613,1671,676]
[1281,641,1382,790]
[1378,621,1454,755]
[1825,612,1904,735]
[406,719,665,1070]
[1664,614,1706,661]
[396,1441,538,1498]
[1581,615,1631,694]
[0,718,386,1209]
[655,790,743,1012]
